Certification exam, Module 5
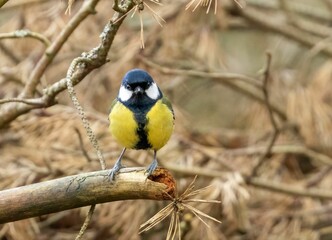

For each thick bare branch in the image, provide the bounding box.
[0,168,175,224]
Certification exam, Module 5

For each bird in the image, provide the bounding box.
[108,69,174,180]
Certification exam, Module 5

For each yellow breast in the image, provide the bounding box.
[146,99,174,150]
[109,101,139,149]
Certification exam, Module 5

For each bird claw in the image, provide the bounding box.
[146,159,158,177]
[108,163,124,181]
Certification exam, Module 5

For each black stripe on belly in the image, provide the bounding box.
[134,112,151,150]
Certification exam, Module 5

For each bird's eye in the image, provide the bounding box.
[126,84,132,90]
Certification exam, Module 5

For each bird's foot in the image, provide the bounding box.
[146,159,158,177]
[108,162,124,181]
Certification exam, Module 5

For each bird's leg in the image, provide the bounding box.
[146,150,158,176]
[109,148,126,181]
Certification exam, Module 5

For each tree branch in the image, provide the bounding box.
[0,29,51,47]
[22,0,100,98]
[0,168,175,224]
[248,177,332,199]
[0,0,9,8]
[0,1,135,128]
[164,163,332,200]
[0,97,48,106]
[225,144,332,167]
[236,5,332,57]
[139,55,262,88]
[140,55,287,120]
[251,52,280,176]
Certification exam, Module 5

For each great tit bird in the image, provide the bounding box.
[108,69,174,180]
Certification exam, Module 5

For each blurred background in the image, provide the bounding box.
[1,0,332,239]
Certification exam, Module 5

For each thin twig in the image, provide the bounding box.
[66,57,105,169]
[237,5,332,57]
[0,30,51,47]
[248,177,332,199]
[306,166,332,188]
[223,144,332,167]
[0,98,46,106]
[139,56,262,88]
[0,0,48,10]
[74,127,93,162]
[140,55,287,120]
[0,42,20,64]
[296,36,332,84]
[65,0,76,15]
[162,163,332,200]
[0,0,9,8]
[251,52,280,177]
[279,0,332,38]
[75,205,95,240]
[66,57,104,240]
[0,0,135,129]
[68,2,135,238]
[245,0,332,22]
[22,0,100,98]
[139,176,221,237]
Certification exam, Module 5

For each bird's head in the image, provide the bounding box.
[118,69,162,106]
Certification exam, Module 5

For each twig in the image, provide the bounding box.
[0,0,135,129]
[140,55,262,88]
[236,5,332,57]
[0,42,20,64]
[139,55,287,120]
[0,0,9,8]
[248,177,332,199]
[74,127,93,162]
[251,53,280,177]
[164,163,230,179]
[0,168,175,224]
[22,0,100,98]
[279,0,332,38]
[65,0,76,15]
[306,166,332,188]
[224,144,332,167]
[246,0,332,22]
[162,163,332,200]
[75,205,95,240]
[68,2,135,239]
[139,176,221,237]
[0,0,48,10]
[0,30,51,47]
[296,36,332,84]
[66,57,105,170]
[0,97,47,106]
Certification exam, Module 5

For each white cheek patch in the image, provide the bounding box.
[145,82,160,100]
[118,85,133,101]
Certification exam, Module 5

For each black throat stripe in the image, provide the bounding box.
[134,111,151,150]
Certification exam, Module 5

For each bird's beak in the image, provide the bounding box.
[134,86,144,95]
